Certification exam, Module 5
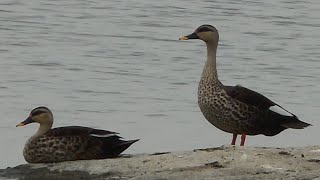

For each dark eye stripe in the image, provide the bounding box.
[197,27,213,33]
[31,106,50,116]
[196,24,218,33]
[31,110,46,116]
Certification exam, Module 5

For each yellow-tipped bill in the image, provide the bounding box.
[179,32,198,40]
[16,116,34,127]
[179,36,189,40]
[16,122,25,127]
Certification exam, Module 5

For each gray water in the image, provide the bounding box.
[0,0,319,168]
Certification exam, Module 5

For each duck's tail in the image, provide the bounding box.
[268,105,311,129]
[269,110,311,129]
[98,136,139,158]
[280,115,311,129]
[110,139,139,157]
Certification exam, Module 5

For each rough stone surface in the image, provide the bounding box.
[1,146,320,180]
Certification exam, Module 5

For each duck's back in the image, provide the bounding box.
[23,126,138,163]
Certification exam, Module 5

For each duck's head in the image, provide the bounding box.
[179,24,219,43]
[16,106,53,127]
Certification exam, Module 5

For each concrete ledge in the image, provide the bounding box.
[1,146,320,180]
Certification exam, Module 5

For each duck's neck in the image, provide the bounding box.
[33,122,52,139]
[201,41,219,84]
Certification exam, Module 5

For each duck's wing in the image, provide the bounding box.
[224,85,296,115]
[44,126,138,159]
[224,85,276,108]
[45,126,119,137]
[224,85,310,129]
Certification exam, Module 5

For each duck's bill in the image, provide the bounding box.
[179,33,199,40]
[179,36,189,40]
[16,117,34,127]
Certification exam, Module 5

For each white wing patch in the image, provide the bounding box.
[90,133,118,138]
[269,105,293,116]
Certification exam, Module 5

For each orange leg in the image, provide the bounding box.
[240,132,246,146]
[231,133,237,145]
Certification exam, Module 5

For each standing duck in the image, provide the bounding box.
[16,106,139,163]
[179,25,311,146]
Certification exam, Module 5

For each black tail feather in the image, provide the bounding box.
[281,119,311,129]
[99,137,139,158]
[111,139,139,157]
[264,112,311,136]
[272,112,312,129]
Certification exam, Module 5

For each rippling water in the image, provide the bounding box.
[0,0,319,168]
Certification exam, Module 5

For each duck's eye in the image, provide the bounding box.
[197,27,212,33]
[31,110,46,117]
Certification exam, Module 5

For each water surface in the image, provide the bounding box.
[0,0,319,168]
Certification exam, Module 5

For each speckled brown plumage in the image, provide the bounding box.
[180,25,311,146]
[17,107,138,163]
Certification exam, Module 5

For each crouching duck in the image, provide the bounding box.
[16,106,139,163]
[179,25,311,146]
